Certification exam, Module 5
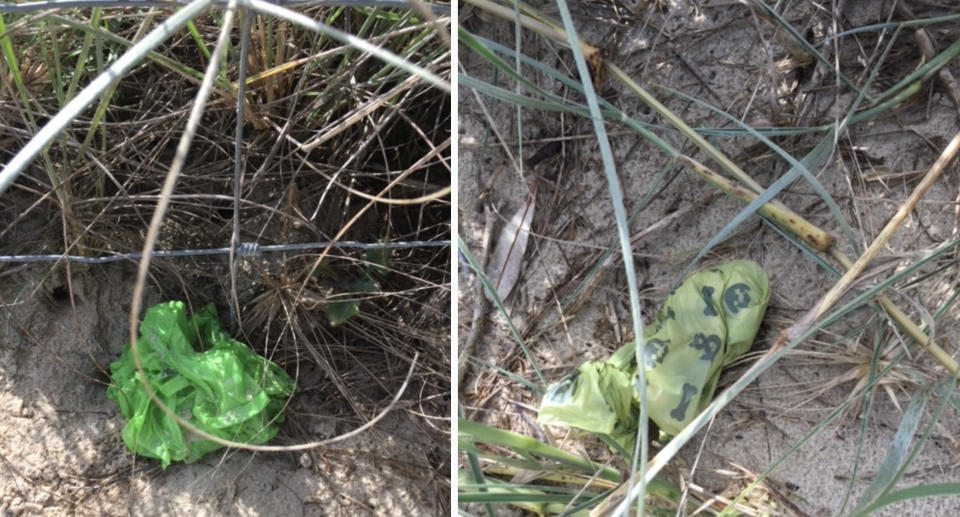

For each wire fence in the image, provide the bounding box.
[0,240,451,264]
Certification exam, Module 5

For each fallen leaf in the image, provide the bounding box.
[484,190,535,303]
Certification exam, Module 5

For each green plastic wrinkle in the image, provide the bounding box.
[107,301,295,468]
[538,260,770,448]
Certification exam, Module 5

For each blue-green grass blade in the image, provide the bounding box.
[849,375,959,517]
[746,0,864,97]
[717,343,910,517]
[467,356,542,394]
[658,84,857,252]
[677,129,836,281]
[548,2,649,514]
[825,14,960,43]
[851,483,960,517]
[854,381,934,510]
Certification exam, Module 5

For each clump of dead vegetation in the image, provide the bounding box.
[1,1,450,513]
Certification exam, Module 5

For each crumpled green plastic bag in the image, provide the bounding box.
[107,301,296,468]
[539,260,770,447]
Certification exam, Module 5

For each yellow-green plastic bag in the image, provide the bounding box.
[539,260,770,446]
[107,301,295,468]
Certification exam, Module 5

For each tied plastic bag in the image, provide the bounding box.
[107,301,295,468]
[539,260,770,446]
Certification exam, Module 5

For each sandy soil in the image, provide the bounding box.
[458,1,960,515]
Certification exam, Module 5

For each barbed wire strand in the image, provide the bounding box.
[0,240,451,264]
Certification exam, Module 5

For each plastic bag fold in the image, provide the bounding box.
[107,301,295,468]
[539,260,770,447]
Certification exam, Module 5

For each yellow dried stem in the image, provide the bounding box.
[465,0,959,382]
[677,156,836,251]
[808,131,960,321]
[463,0,602,62]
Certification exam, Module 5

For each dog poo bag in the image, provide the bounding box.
[107,301,295,468]
[538,260,770,446]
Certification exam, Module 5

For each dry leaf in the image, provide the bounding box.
[484,192,535,303]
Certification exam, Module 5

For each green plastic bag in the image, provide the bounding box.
[539,260,770,447]
[107,301,296,468]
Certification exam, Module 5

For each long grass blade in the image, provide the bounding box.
[854,382,932,510]
[0,0,217,194]
[852,483,960,517]
[459,418,621,482]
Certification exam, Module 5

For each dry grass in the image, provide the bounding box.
[458,0,960,514]
[1,2,450,513]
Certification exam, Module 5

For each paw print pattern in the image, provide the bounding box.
[700,286,718,316]
[670,382,698,422]
[723,283,752,314]
[644,338,669,368]
[690,333,721,361]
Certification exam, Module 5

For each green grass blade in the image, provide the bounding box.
[459,418,622,483]
[0,13,39,128]
[852,483,960,517]
[459,406,496,517]
[185,19,211,59]
[65,8,102,102]
[870,34,960,108]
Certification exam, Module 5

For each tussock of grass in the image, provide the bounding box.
[1,1,450,510]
